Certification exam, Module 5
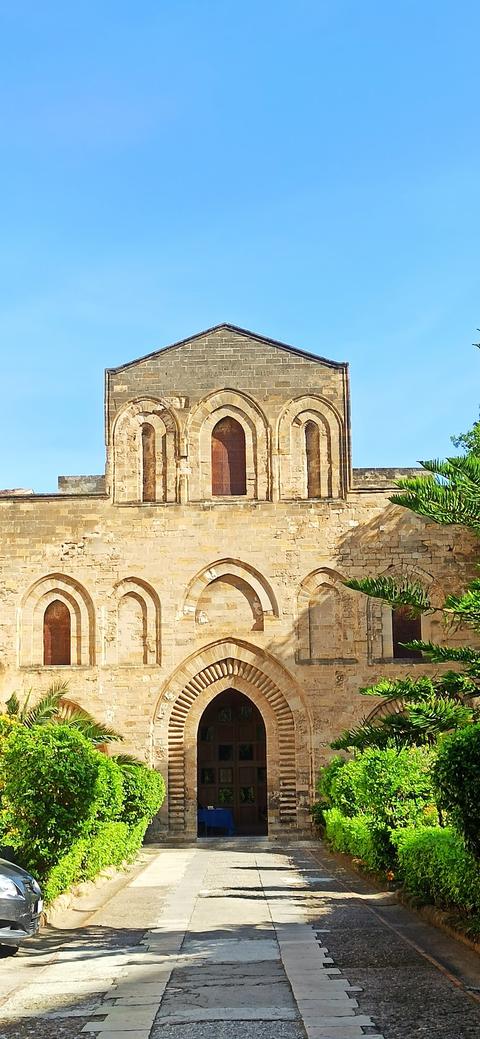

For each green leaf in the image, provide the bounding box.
[344,575,431,613]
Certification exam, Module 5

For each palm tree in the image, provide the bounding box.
[4,682,122,748]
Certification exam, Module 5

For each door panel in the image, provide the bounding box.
[197,689,268,835]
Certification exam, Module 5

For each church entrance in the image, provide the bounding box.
[197,689,268,836]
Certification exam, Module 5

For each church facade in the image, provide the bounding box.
[0,325,473,837]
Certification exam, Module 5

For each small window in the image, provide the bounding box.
[392,607,422,659]
[44,600,71,666]
[142,423,156,502]
[305,421,321,498]
[211,417,247,496]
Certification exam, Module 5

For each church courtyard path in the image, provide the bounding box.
[0,840,479,1039]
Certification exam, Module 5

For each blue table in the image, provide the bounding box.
[197,808,235,836]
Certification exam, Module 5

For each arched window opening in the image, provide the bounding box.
[211,417,246,496]
[142,423,156,502]
[305,421,321,498]
[392,607,422,659]
[44,600,71,665]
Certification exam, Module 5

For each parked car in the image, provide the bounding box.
[0,858,43,954]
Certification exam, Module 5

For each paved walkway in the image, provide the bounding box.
[0,840,480,1039]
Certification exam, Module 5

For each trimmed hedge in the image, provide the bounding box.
[393,826,480,914]
[0,722,166,902]
[433,725,480,858]
[324,808,382,870]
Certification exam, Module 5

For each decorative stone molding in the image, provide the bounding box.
[111,397,179,503]
[367,564,443,664]
[183,558,279,632]
[297,568,357,663]
[277,395,347,499]
[154,639,313,837]
[20,573,96,667]
[108,577,161,666]
[186,389,270,501]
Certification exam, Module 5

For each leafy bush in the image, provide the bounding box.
[119,763,165,826]
[0,725,104,873]
[91,756,124,824]
[43,839,88,903]
[324,808,383,870]
[329,757,365,817]
[321,747,437,871]
[433,724,480,857]
[393,826,480,914]
[357,746,436,831]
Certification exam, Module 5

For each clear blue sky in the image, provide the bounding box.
[1,1,479,491]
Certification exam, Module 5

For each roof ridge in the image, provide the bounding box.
[106,323,347,372]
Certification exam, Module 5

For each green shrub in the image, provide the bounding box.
[433,724,480,857]
[324,807,384,869]
[357,746,436,830]
[43,838,88,903]
[0,724,103,874]
[393,826,480,914]
[91,756,124,825]
[119,764,165,826]
[329,757,365,817]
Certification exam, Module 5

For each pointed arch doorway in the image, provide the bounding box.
[197,689,268,836]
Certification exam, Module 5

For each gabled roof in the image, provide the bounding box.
[107,323,347,373]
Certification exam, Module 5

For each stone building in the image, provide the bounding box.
[0,325,474,838]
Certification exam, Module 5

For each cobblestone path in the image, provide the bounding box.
[0,840,479,1039]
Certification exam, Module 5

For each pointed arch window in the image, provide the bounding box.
[141,423,156,502]
[211,417,247,496]
[305,421,321,498]
[44,600,71,665]
[392,606,422,659]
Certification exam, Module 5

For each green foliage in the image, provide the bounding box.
[391,456,480,534]
[393,826,480,914]
[0,718,165,902]
[42,819,149,902]
[91,756,124,824]
[5,682,122,746]
[324,808,383,871]
[451,417,480,458]
[42,839,88,903]
[0,725,103,874]
[332,672,478,752]
[345,575,431,613]
[119,763,166,826]
[433,724,480,857]
[322,748,437,871]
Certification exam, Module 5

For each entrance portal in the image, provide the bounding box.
[197,689,268,836]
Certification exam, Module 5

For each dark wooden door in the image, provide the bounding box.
[197,689,267,835]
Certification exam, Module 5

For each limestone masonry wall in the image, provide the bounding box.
[0,325,475,836]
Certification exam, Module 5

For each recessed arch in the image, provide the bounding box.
[153,639,312,837]
[183,558,280,622]
[111,397,179,503]
[297,567,356,663]
[366,564,443,663]
[20,573,96,667]
[277,395,347,499]
[109,577,161,666]
[186,388,270,501]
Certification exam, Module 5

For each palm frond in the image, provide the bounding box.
[5,693,20,717]
[21,682,68,727]
[403,641,480,665]
[344,575,431,613]
[112,753,145,767]
[56,702,122,746]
